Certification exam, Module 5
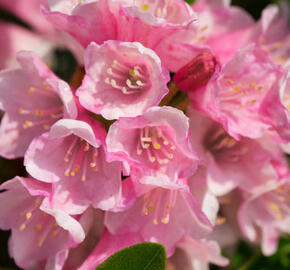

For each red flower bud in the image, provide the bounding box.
[173,51,220,92]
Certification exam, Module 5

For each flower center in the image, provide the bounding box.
[204,127,249,162]
[136,127,176,164]
[63,136,99,181]
[141,188,177,225]
[18,197,61,247]
[19,81,64,130]
[104,60,148,94]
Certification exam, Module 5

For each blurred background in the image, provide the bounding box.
[0,0,289,269]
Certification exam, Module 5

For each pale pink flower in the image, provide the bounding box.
[105,177,213,255]
[238,178,290,255]
[0,51,77,159]
[43,0,202,71]
[189,45,288,140]
[189,109,287,196]
[106,106,199,184]
[0,176,85,269]
[25,118,122,214]
[167,236,229,270]
[77,41,169,120]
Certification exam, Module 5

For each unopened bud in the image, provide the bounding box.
[173,51,220,92]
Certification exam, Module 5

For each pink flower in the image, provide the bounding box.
[189,45,288,140]
[25,118,122,214]
[106,106,199,184]
[105,177,213,255]
[0,176,85,269]
[238,178,290,255]
[43,0,201,71]
[77,41,169,120]
[189,109,287,196]
[167,236,229,270]
[0,51,77,159]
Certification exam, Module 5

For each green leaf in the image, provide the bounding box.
[96,242,166,270]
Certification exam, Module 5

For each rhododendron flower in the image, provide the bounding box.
[189,109,287,196]
[105,177,213,255]
[0,51,77,159]
[77,41,169,120]
[189,45,288,140]
[106,106,199,183]
[25,118,122,214]
[167,236,229,270]
[238,178,290,255]
[0,176,85,269]
[43,0,202,71]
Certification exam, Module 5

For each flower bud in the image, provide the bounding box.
[173,51,220,92]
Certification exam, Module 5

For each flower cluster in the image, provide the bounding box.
[0,0,289,269]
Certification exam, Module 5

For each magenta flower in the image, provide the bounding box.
[189,45,288,140]
[0,176,85,269]
[25,118,122,214]
[106,106,199,184]
[238,178,290,255]
[189,109,287,196]
[0,51,77,159]
[105,177,212,254]
[77,41,169,120]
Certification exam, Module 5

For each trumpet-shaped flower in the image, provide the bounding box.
[77,41,169,120]
[25,118,122,214]
[0,51,77,158]
[0,176,85,269]
[106,106,199,184]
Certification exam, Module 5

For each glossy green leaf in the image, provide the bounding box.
[96,242,166,270]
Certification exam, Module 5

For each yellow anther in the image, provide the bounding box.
[27,87,35,93]
[81,176,86,182]
[73,166,80,173]
[268,202,280,211]
[248,82,257,88]
[42,124,50,130]
[201,25,208,31]
[161,217,169,224]
[216,216,226,225]
[199,36,206,42]
[168,153,174,159]
[70,171,75,176]
[37,238,43,247]
[170,145,176,150]
[50,229,58,237]
[23,121,33,129]
[148,205,154,212]
[163,140,169,145]
[129,69,135,76]
[242,90,247,95]
[18,108,24,114]
[34,225,41,232]
[226,79,234,85]
[153,143,161,150]
[84,145,90,152]
[249,99,257,105]
[257,86,263,92]
[142,209,149,216]
[153,219,158,225]
[90,162,96,168]
[141,4,149,10]
[232,87,240,93]
[34,109,42,116]
[26,212,32,220]
[19,224,26,232]
[65,170,70,176]
[64,157,69,162]
[286,104,290,109]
